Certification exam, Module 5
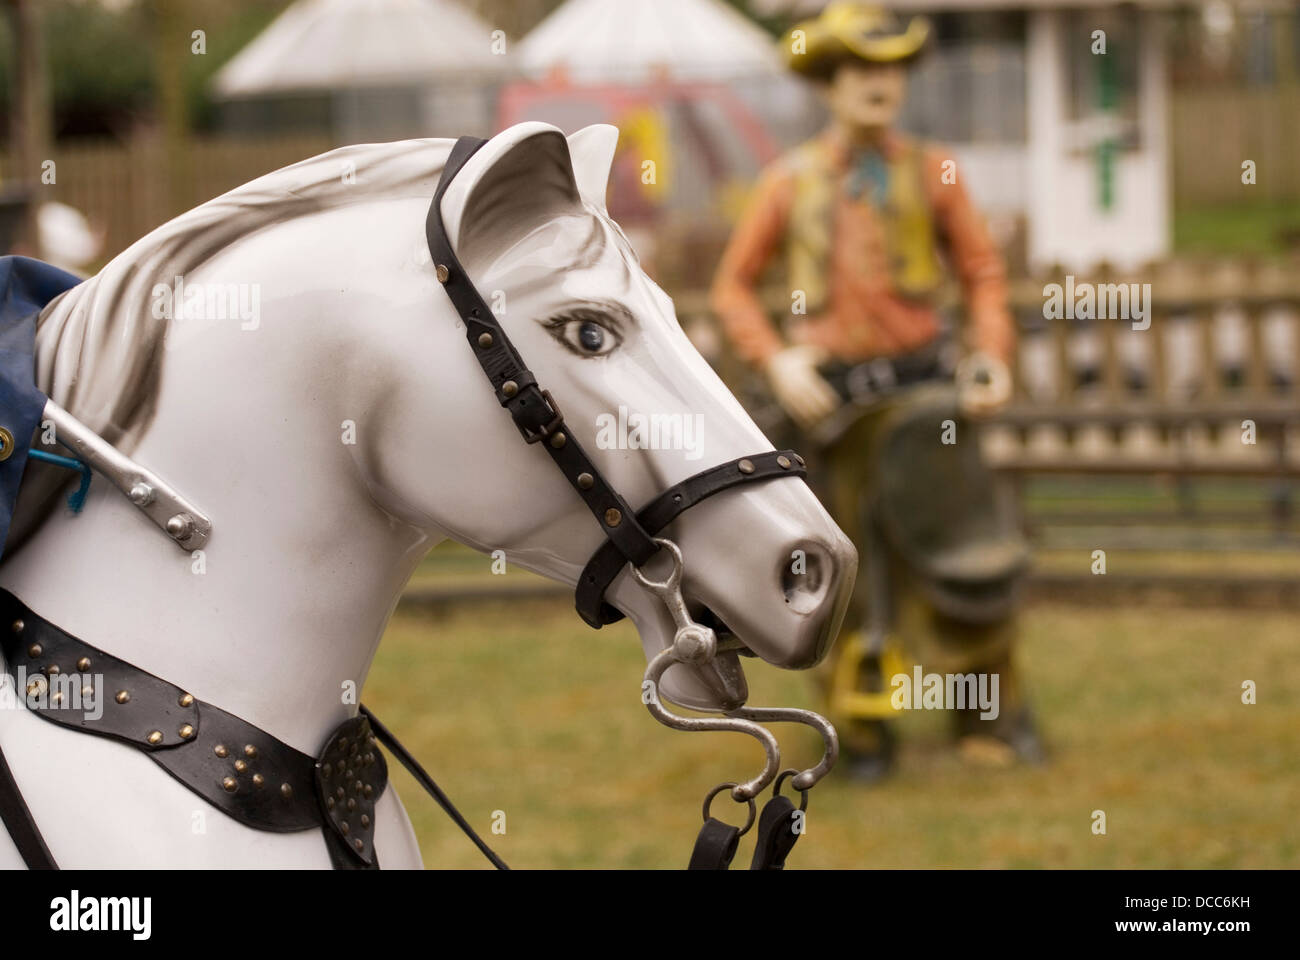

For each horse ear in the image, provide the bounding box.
[439,122,583,271]
[566,124,619,215]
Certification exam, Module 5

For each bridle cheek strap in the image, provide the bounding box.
[426,135,808,628]
[426,136,660,568]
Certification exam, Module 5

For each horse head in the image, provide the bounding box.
[381,122,856,711]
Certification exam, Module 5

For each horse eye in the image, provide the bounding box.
[551,316,620,356]
[578,321,604,352]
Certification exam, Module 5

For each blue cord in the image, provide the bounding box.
[27,449,93,513]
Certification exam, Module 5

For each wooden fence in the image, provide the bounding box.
[41,134,334,264]
[993,258,1300,476]
[679,258,1300,474]
[1171,85,1300,208]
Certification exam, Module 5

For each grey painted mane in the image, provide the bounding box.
[6,138,454,559]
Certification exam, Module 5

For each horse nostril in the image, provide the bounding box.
[780,543,831,615]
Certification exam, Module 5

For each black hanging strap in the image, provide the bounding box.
[359,705,508,870]
[748,794,801,870]
[0,740,57,869]
[687,817,741,870]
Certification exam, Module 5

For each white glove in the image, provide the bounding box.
[956,351,1012,418]
[764,345,839,430]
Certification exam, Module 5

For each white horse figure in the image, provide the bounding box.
[0,122,854,868]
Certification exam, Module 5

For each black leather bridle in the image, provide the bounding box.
[426,136,809,628]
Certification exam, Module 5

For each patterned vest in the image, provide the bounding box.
[787,136,943,315]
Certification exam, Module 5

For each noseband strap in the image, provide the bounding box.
[575,450,806,627]
[426,135,807,627]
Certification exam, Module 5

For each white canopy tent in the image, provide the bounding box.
[212,0,509,140]
[507,0,824,281]
[214,0,504,96]
[517,0,786,83]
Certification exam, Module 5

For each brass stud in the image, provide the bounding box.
[339,737,348,749]
[363,784,374,798]
[76,657,91,671]
[178,693,194,708]
[354,839,364,852]
[326,796,336,810]
[336,787,345,800]
[45,664,60,675]
[25,678,45,697]
[549,432,566,449]
[340,821,350,835]
[321,763,332,778]
[82,685,94,698]
[604,508,622,527]
[252,774,265,788]
[281,783,293,799]
[115,690,130,704]
[360,814,370,828]
[214,744,229,759]
[234,759,248,773]
[501,380,518,398]
[793,453,806,467]
[344,768,353,780]
[738,459,755,475]
[244,744,258,759]
[346,798,356,811]
[178,724,195,740]
[27,643,41,658]
[477,332,493,348]
[147,730,163,745]
[354,780,364,794]
[51,691,63,705]
[435,264,449,283]
[11,619,23,634]
[222,777,237,793]
[349,743,358,756]
[777,455,792,469]
[577,472,594,490]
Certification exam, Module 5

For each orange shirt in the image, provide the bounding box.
[710,128,1014,369]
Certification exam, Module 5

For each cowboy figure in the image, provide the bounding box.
[711,2,1044,780]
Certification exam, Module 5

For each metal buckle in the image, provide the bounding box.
[518,388,564,444]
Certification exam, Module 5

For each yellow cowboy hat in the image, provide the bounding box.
[782,2,930,77]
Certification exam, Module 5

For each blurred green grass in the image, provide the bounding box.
[1174,200,1300,256]
[365,595,1299,869]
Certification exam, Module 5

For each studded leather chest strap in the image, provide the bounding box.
[0,590,386,867]
[575,450,808,627]
[1,591,202,750]
[425,136,660,570]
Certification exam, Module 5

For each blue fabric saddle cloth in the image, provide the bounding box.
[0,256,83,561]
